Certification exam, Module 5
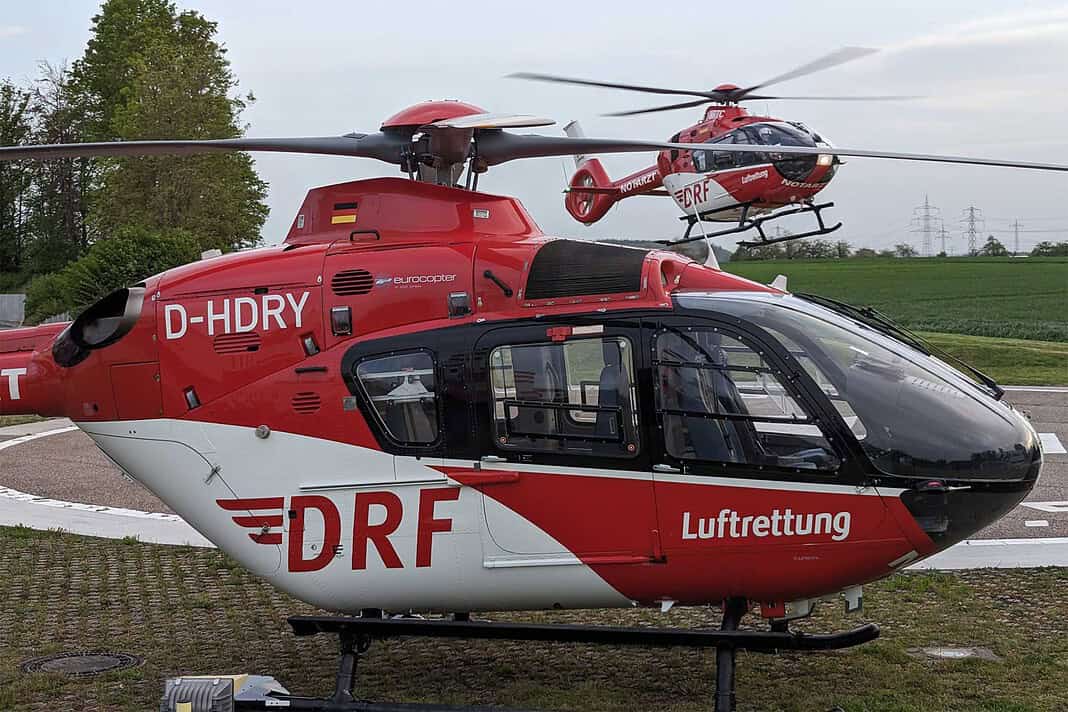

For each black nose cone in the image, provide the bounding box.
[900,456,1041,551]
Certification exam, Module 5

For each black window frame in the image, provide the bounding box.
[352,347,443,449]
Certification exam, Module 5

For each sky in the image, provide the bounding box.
[1,1,1067,253]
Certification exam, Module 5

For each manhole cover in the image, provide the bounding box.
[21,651,142,677]
[907,646,1000,661]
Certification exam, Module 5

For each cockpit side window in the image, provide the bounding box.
[692,131,763,173]
[489,336,640,457]
[653,328,840,472]
[356,350,440,446]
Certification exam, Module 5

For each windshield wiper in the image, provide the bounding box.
[796,293,1004,401]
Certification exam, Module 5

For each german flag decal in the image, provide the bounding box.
[331,201,358,225]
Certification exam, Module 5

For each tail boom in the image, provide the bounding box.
[0,324,67,418]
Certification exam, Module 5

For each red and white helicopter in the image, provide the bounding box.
[514,48,931,244]
[0,100,1062,712]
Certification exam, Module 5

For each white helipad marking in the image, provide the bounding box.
[0,485,182,521]
[1025,520,1050,528]
[1022,501,1068,513]
[909,537,1068,569]
[1021,501,1068,512]
[1039,433,1066,454]
[0,498,213,547]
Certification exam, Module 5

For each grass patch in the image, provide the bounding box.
[0,415,45,428]
[921,331,1068,385]
[725,257,1068,342]
[0,527,1065,711]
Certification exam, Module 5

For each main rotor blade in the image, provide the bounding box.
[508,72,713,99]
[604,98,713,117]
[477,132,1068,174]
[0,134,404,164]
[743,46,879,96]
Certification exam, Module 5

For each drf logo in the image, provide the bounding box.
[1,368,26,401]
[217,487,461,573]
[164,291,309,340]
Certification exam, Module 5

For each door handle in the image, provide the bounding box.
[653,464,681,474]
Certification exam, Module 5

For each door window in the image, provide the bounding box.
[654,328,839,471]
[489,336,639,457]
[355,351,439,446]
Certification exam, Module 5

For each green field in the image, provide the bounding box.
[725,257,1068,342]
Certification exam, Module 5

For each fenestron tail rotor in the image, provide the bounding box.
[510,46,917,116]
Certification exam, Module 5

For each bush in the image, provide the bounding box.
[24,227,201,323]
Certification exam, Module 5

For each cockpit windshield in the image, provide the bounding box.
[746,122,817,148]
[692,123,820,178]
[677,293,1040,482]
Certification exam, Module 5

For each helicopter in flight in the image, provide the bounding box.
[513,47,924,244]
[0,100,1063,712]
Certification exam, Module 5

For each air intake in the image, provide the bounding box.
[213,332,261,354]
[525,240,648,300]
[291,392,321,415]
[331,270,373,296]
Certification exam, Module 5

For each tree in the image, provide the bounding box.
[25,64,94,275]
[835,240,852,259]
[979,235,1009,257]
[0,80,33,274]
[894,243,918,258]
[70,0,182,140]
[24,226,200,323]
[1031,241,1068,257]
[732,242,786,261]
[72,0,268,252]
[853,247,878,258]
[792,239,837,259]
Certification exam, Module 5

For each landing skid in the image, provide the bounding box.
[665,201,843,247]
[161,602,877,712]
